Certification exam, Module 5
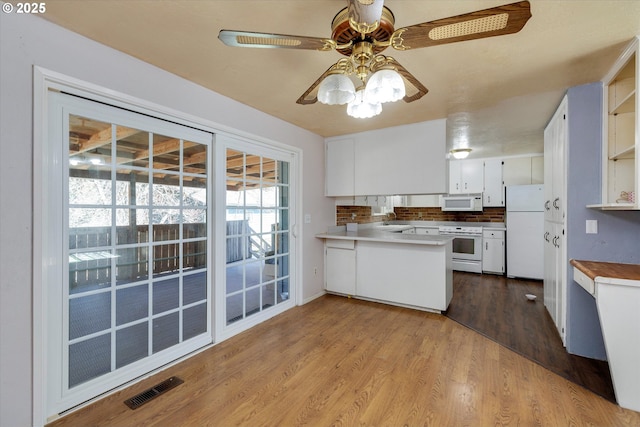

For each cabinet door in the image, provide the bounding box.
[483,159,504,206]
[531,156,544,184]
[503,157,533,186]
[461,159,484,193]
[448,160,462,194]
[482,231,505,274]
[354,119,447,195]
[325,138,355,196]
[543,221,556,322]
[415,227,439,235]
[552,99,567,222]
[325,244,356,295]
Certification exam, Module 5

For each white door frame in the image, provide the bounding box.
[33,67,303,426]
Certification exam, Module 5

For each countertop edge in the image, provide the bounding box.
[316,232,450,246]
[570,259,640,282]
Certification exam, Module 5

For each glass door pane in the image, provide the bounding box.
[65,110,211,392]
[225,149,291,325]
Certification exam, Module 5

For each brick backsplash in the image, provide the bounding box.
[336,205,505,225]
[394,207,505,223]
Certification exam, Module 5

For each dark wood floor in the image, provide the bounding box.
[445,271,615,402]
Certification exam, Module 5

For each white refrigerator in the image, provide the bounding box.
[506,184,544,279]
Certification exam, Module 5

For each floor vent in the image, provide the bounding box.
[124,376,183,410]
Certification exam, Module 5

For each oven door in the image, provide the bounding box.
[450,235,482,261]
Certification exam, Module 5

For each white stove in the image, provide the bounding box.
[438,226,483,273]
[438,226,483,236]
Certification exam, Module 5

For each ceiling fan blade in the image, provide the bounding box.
[371,57,429,103]
[390,1,531,50]
[348,0,385,34]
[219,30,336,51]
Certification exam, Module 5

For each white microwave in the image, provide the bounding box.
[441,195,483,211]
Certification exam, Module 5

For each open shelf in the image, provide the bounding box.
[596,38,638,210]
[609,144,635,160]
[587,202,637,211]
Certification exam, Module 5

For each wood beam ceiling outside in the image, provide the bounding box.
[69,118,280,191]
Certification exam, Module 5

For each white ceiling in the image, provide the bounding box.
[38,1,640,158]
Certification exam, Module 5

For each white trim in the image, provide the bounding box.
[213,134,301,343]
[32,67,304,426]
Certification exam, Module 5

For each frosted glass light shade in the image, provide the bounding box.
[347,88,382,118]
[451,148,471,159]
[317,74,356,105]
[365,69,405,104]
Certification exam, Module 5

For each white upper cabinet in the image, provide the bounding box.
[325,138,355,197]
[591,36,639,209]
[326,119,447,196]
[503,156,544,186]
[449,159,484,194]
[483,158,504,207]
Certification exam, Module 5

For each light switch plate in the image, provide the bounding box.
[586,220,598,234]
[304,214,311,224]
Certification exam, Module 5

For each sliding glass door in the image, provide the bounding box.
[223,144,294,326]
[46,92,212,415]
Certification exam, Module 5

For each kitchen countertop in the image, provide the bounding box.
[570,259,640,281]
[316,228,451,246]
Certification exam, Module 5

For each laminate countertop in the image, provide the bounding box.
[570,259,640,281]
[316,229,451,246]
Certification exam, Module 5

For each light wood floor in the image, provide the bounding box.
[49,294,640,427]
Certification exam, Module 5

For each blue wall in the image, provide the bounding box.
[565,83,640,359]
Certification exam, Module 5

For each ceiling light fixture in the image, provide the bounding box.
[317,71,356,105]
[315,41,408,118]
[347,86,382,118]
[450,148,472,159]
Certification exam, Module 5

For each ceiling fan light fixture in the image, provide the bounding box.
[317,73,356,105]
[347,87,382,118]
[450,148,472,159]
[364,69,405,104]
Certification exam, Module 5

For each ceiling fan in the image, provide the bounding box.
[219,0,532,118]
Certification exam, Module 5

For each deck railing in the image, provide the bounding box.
[68,220,270,291]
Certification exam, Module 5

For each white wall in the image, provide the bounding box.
[0,12,333,426]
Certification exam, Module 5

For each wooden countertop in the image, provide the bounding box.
[570,259,640,281]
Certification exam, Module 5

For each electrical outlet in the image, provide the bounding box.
[418,212,423,218]
[314,267,318,276]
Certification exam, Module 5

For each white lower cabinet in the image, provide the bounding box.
[415,227,439,235]
[482,229,505,274]
[323,238,452,312]
[325,240,356,295]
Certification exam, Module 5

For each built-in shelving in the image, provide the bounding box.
[590,36,639,210]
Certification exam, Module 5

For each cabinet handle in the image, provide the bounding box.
[486,242,488,250]
[544,231,549,242]
[553,197,560,209]
[545,200,550,211]
[488,195,491,203]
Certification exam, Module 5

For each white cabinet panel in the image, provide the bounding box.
[531,156,544,184]
[449,159,484,194]
[353,119,447,195]
[482,229,505,274]
[415,227,439,235]
[483,159,504,206]
[325,138,354,196]
[503,157,533,186]
[325,240,356,295]
[356,241,452,311]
